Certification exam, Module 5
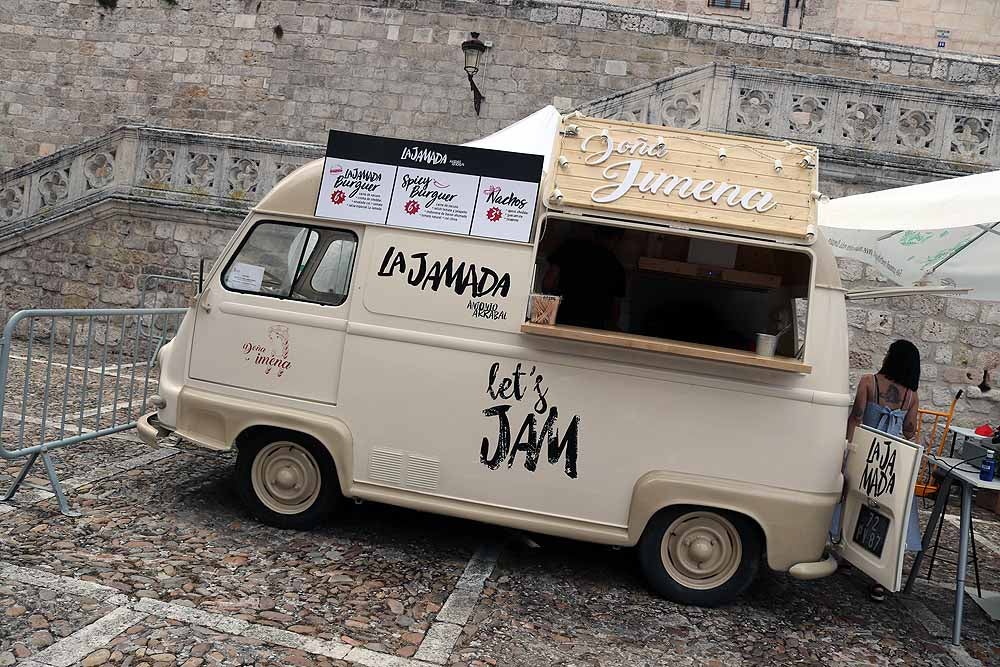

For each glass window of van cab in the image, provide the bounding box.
[222,221,358,306]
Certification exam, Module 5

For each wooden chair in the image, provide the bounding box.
[913,389,963,497]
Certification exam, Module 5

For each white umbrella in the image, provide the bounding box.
[819,171,1000,302]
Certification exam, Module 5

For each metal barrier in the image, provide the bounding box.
[0,307,186,515]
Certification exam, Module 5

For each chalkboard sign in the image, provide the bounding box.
[314,130,543,244]
[853,505,890,558]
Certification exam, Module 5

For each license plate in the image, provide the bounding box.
[853,505,890,557]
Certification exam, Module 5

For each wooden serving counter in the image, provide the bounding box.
[520,322,812,374]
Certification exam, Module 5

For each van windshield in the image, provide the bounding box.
[530,219,812,369]
[221,221,358,307]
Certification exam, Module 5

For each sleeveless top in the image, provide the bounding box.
[863,374,909,437]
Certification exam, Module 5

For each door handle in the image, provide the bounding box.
[199,288,212,313]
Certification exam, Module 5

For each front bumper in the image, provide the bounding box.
[137,412,170,447]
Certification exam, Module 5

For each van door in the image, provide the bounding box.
[189,220,359,405]
[837,425,923,591]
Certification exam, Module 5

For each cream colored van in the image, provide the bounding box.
[139,115,923,606]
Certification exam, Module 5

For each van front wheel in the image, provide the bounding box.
[235,431,340,530]
[638,506,761,607]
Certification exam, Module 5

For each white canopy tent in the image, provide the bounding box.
[462,105,562,174]
[819,171,1000,302]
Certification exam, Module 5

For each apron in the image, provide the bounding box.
[831,375,923,552]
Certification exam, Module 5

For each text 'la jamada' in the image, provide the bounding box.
[377,246,511,299]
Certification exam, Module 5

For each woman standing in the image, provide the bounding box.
[842,339,923,601]
[847,339,920,444]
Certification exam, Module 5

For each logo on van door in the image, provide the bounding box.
[241,325,291,378]
[479,361,580,479]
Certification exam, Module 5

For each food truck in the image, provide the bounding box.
[139,112,923,606]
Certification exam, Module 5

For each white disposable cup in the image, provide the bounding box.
[756,333,778,357]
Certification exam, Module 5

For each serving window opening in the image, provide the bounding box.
[526,218,813,372]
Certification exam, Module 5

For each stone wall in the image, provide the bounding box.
[801,0,1000,58]
[5,0,1000,171]
[0,203,235,325]
[589,0,805,34]
[555,0,998,58]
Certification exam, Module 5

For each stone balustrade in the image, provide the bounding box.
[0,127,324,248]
[580,64,1000,182]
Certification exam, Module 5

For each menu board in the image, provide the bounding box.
[314,131,543,244]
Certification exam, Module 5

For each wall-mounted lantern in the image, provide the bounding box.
[461,32,488,116]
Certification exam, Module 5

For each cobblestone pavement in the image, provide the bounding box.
[1,352,999,667]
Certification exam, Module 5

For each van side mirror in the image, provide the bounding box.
[198,257,206,294]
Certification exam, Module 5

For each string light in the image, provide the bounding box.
[549,188,564,203]
[774,159,783,174]
[558,155,569,167]
[718,147,727,161]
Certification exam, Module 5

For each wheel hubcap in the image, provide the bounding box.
[661,511,742,590]
[251,441,321,515]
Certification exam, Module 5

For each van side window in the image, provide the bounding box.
[222,221,358,306]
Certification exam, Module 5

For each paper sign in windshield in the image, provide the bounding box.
[226,262,265,292]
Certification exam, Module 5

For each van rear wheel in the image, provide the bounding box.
[235,430,340,530]
[638,506,761,607]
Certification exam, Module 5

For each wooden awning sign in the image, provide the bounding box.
[545,116,820,243]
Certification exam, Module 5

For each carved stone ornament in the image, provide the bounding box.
[950,116,991,157]
[144,148,175,185]
[789,95,829,134]
[0,184,24,221]
[227,157,260,197]
[83,151,115,190]
[896,109,936,150]
[274,162,298,182]
[38,168,70,207]
[186,152,217,190]
[736,88,774,130]
[842,101,883,143]
[661,91,702,129]
[616,99,649,124]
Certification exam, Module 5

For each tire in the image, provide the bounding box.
[235,429,341,530]
[637,505,762,607]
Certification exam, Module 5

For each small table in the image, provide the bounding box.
[947,425,992,457]
[904,456,1000,645]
